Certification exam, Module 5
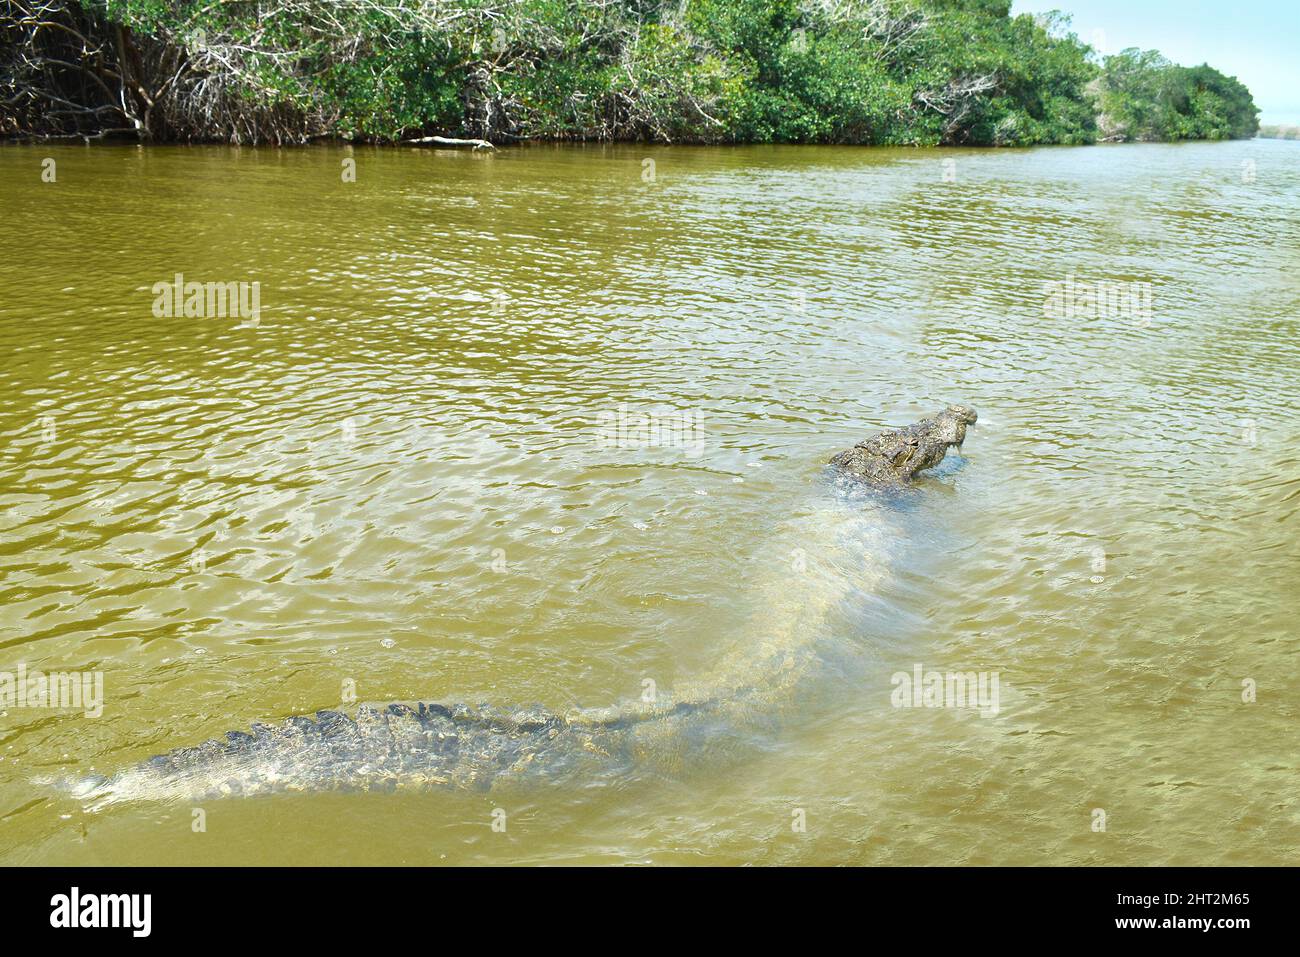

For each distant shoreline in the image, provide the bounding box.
[1257,125,1300,140]
[0,134,1265,151]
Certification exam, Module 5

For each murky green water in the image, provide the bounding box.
[1,139,1297,865]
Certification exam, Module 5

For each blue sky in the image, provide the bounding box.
[1012,0,1299,124]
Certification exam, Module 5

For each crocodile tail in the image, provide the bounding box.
[70,701,615,806]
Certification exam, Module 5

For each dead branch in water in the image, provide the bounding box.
[403,135,496,150]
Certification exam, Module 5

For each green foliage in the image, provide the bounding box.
[14,0,1261,145]
[1095,48,1259,142]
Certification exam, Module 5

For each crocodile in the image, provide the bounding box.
[829,405,977,488]
[65,414,973,807]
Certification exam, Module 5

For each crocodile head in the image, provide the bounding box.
[935,404,977,450]
[829,404,978,488]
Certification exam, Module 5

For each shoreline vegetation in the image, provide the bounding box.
[1257,125,1299,140]
[2,0,1260,148]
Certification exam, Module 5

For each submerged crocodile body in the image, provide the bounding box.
[829,405,977,488]
[73,664,793,805]
[79,696,732,803]
[69,411,974,806]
